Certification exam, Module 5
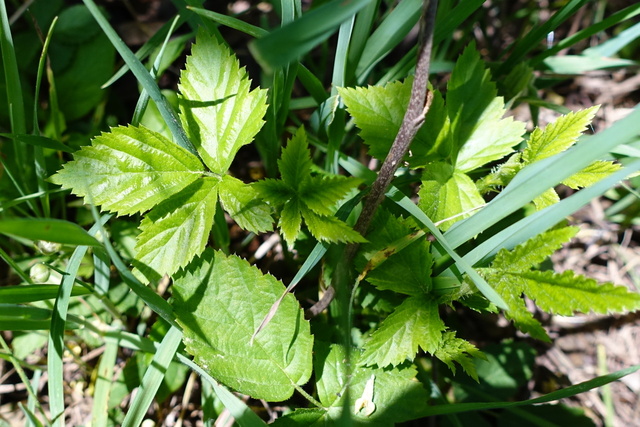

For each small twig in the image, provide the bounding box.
[308,0,439,317]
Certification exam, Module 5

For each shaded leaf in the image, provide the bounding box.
[135,177,219,279]
[219,175,273,233]
[434,331,484,381]
[303,207,366,244]
[172,249,313,401]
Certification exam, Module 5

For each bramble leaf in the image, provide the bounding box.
[562,160,621,190]
[522,106,599,164]
[434,331,484,382]
[447,44,525,172]
[172,249,313,401]
[418,162,485,230]
[218,175,273,233]
[135,177,219,279]
[178,29,268,174]
[254,127,363,246]
[338,78,448,167]
[49,125,204,216]
[359,295,445,368]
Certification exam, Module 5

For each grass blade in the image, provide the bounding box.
[122,325,183,427]
[47,215,110,426]
[187,6,268,37]
[91,335,119,427]
[0,218,102,246]
[82,0,197,156]
[250,0,372,71]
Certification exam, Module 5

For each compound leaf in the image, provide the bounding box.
[562,160,621,190]
[359,295,445,368]
[300,175,358,216]
[279,127,313,185]
[50,125,203,216]
[172,249,313,401]
[179,29,268,174]
[135,177,219,279]
[302,207,366,244]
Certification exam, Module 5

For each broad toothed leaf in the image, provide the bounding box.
[448,44,525,172]
[135,177,219,279]
[49,125,204,215]
[338,78,448,166]
[179,29,268,174]
[359,295,445,368]
[302,207,366,244]
[218,175,273,233]
[418,162,485,230]
[300,175,359,216]
[253,178,294,206]
[492,227,579,271]
[279,198,303,247]
[522,106,599,164]
[434,331,484,382]
[521,270,640,316]
[172,249,313,401]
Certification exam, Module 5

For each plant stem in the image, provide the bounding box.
[308,0,438,317]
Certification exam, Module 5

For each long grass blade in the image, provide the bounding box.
[82,0,197,155]
[91,335,119,427]
[122,325,183,427]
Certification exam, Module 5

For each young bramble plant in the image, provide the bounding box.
[45,16,640,426]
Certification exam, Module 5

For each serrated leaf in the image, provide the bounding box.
[434,331,484,381]
[219,175,273,233]
[447,43,524,172]
[359,295,445,367]
[172,249,313,401]
[492,227,578,271]
[300,175,359,216]
[532,188,560,211]
[314,344,429,424]
[252,178,294,206]
[279,127,313,186]
[366,238,432,296]
[50,125,204,215]
[562,160,621,190]
[135,177,219,279]
[279,198,303,247]
[483,268,550,341]
[418,162,485,230]
[522,106,599,164]
[302,207,366,244]
[178,29,268,174]
[338,78,447,166]
[521,270,640,316]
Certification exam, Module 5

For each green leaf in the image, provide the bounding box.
[521,270,640,316]
[532,188,560,211]
[279,127,312,186]
[299,175,358,216]
[313,344,430,424]
[522,106,599,164]
[418,163,485,230]
[172,249,313,401]
[447,44,525,171]
[179,29,268,174]
[492,227,579,271]
[562,160,621,190]
[135,177,219,279]
[50,125,203,216]
[338,79,447,166]
[302,207,366,244]
[255,128,363,246]
[434,331,484,381]
[366,238,432,296]
[219,175,273,233]
[360,295,445,367]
